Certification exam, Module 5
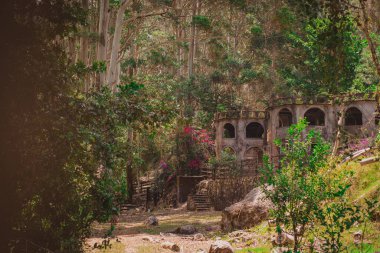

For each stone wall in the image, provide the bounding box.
[215,99,378,164]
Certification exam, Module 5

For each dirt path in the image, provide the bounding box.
[85,209,222,253]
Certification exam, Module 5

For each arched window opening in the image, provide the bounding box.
[278,108,293,127]
[345,107,363,126]
[304,108,325,126]
[246,122,264,138]
[223,123,235,138]
[244,147,263,162]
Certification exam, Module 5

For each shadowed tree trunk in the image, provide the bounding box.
[188,0,197,78]
[107,0,129,90]
[97,0,110,88]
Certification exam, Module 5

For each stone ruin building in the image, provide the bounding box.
[214,93,379,175]
[156,94,379,211]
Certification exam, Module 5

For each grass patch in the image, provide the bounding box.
[344,162,380,202]
[236,247,271,253]
[347,243,379,253]
[247,221,272,236]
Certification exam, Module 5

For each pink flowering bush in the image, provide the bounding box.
[347,137,370,151]
[176,125,215,175]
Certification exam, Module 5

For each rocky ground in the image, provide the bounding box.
[85,209,226,253]
[84,181,380,253]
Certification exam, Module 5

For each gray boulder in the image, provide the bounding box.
[174,225,197,235]
[221,186,272,231]
[208,240,234,253]
[145,215,159,226]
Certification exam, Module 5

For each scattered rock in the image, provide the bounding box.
[145,215,159,226]
[221,186,273,231]
[268,219,277,227]
[353,231,363,245]
[193,233,206,241]
[174,225,197,235]
[208,240,234,253]
[228,230,256,243]
[142,236,154,242]
[271,232,294,247]
[196,249,207,253]
[161,241,180,252]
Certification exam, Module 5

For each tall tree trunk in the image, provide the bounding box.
[80,0,89,91]
[96,0,110,88]
[79,0,89,64]
[188,0,197,78]
[68,36,76,63]
[177,0,185,77]
[127,129,134,202]
[333,107,345,155]
[133,44,139,77]
[107,0,129,90]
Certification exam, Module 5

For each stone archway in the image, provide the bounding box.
[304,108,325,126]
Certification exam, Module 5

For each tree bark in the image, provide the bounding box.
[96,0,110,88]
[80,0,90,91]
[107,0,129,90]
[188,0,197,78]
[333,107,345,155]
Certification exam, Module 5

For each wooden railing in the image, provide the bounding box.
[201,159,264,179]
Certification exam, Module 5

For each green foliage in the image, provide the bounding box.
[91,61,107,73]
[148,48,174,66]
[118,81,144,95]
[240,68,258,82]
[277,7,296,28]
[261,119,331,252]
[192,15,211,30]
[315,200,361,253]
[250,25,263,35]
[209,149,237,169]
[262,120,379,252]
[314,198,378,253]
[279,6,367,97]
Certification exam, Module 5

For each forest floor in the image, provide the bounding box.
[84,206,380,253]
[84,208,223,253]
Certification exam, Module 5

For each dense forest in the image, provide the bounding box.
[0,0,379,252]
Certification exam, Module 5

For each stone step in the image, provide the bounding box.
[191,199,209,202]
[193,197,208,200]
[190,193,212,211]
[195,205,211,208]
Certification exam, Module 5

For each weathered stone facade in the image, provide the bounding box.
[215,95,378,167]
